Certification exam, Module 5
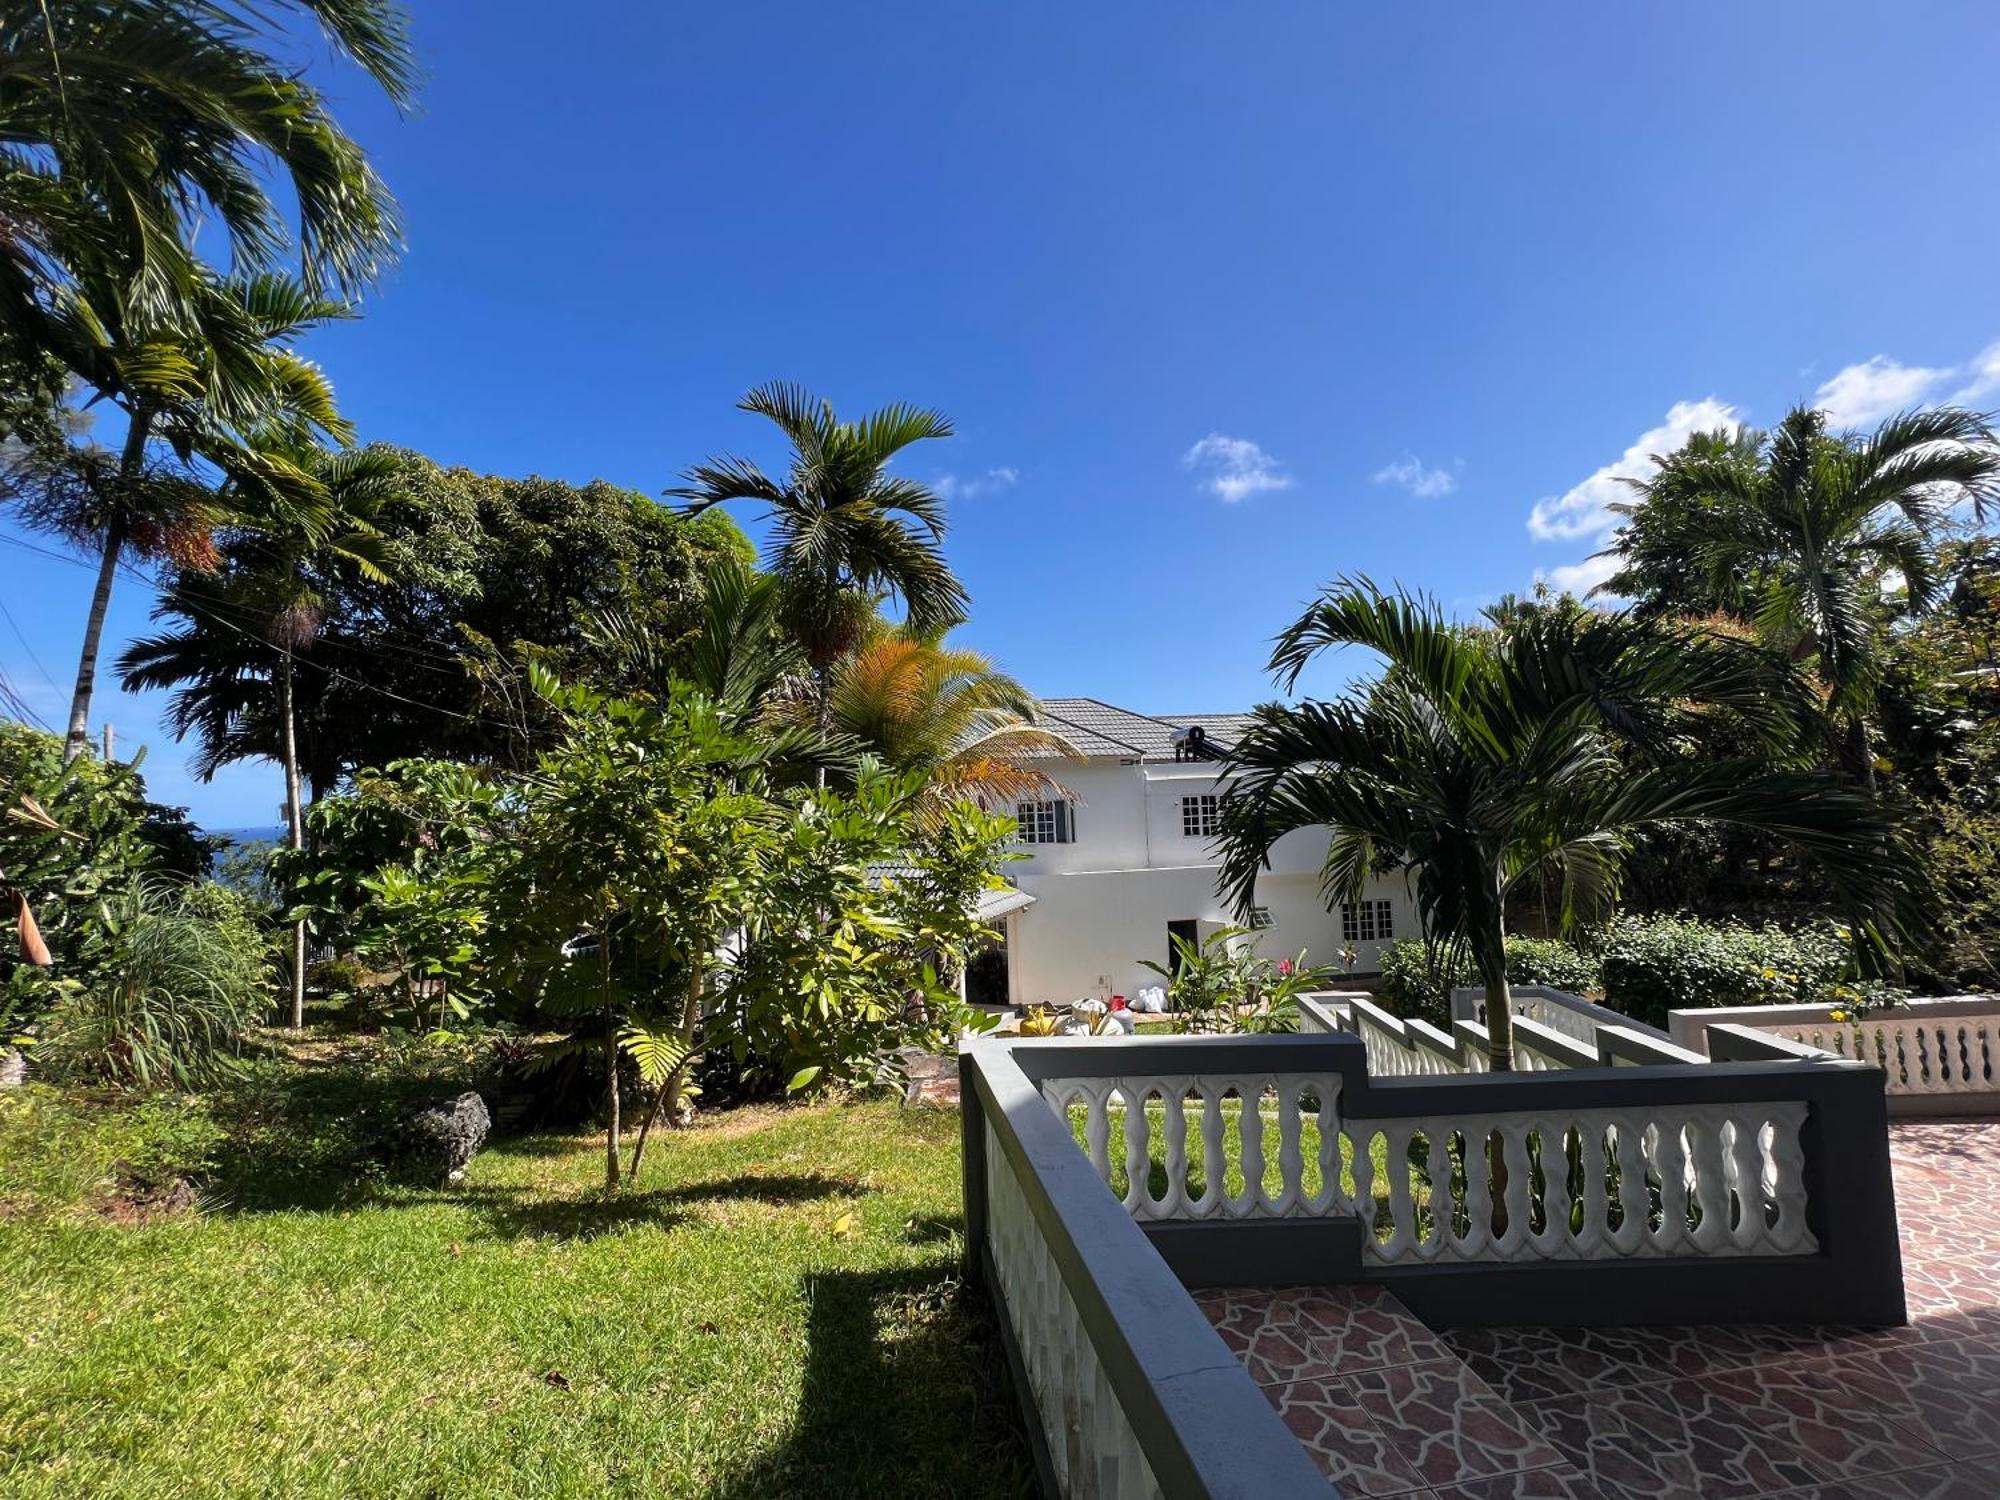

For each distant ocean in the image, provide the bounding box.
[211,825,286,846]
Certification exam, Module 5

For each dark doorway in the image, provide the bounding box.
[965,943,1008,1008]
[1166,919,1199,976]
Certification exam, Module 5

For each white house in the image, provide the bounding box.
[982,698,1414,1008]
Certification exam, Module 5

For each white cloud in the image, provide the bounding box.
[932,467,1018,502]
[1182,433,1292,503]
[1526,398,1741,543]
[1948,341,2000,408]
[1812,356,1952,430]
[1372,455,1457,499]
[1539,550,1623,598]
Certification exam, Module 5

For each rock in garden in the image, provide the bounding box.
[397,1092,490,1184]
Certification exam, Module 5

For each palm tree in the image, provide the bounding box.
[119,441,398,1026]
[116,583,353,802]
[588,557,806,728]
[1597,426,1767,619]
[1218,580,1919,1069]
[826,628,1071,820]
[1613,406,2000,787]
[669,383,970,732]
[0,0,412,344]
[5,272,354,763]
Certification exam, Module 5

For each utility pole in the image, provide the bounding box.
[100,722,114,762]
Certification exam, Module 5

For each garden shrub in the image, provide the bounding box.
[37,878,271,1089]
[1375,936,1601,1027]
[1503,937,1602,995]
[1596,914,1852,1028]
[1374,940,1464,1026]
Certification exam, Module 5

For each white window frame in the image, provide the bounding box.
[1248,904,1274,930]
[1180,793,1221,838]
[1016,799,1075,845]
[1340,899,1394,943]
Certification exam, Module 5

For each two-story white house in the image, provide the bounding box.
[983,698,1414,1007]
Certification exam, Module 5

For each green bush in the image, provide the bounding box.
[1375,936,1601,1027]
[1503,937,1602,994]
[1376,941,1464,1026]
[37,879,272,1089]
[1596,914,1853,1028]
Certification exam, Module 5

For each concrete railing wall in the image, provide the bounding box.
[1671,996,2000,1117]
[969,1030,1906,1336]
[960,1044,1335,1499]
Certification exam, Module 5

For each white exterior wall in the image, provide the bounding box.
[1001,755,1413,1005]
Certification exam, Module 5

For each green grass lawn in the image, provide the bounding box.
[0,1052,1034,1499]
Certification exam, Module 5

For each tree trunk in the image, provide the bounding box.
[601,933,621,1190]
[1473,925,1516,1237]
[1479,941,1516,1073]
[663,954,705,1119]
[64,410,152,765]
[281,652,309,1029]
[628,956,706,1182]
[1845,715,1878,795]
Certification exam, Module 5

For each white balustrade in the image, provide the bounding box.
[1775,1016,1996,1097]
[1341,1101,1816,1265]
[1511,992,1602,1046]
[1039,1073,1350,1221]
[985,1123,1164,1500]
[1041,1073,1817,1268]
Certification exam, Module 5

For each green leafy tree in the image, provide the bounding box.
[671,383,970,731]
[716,773,1013,1099]
[1218,580,1921,1068]
[275,759,502,1024]
[118,446,753,787]
[1606,406,2000,788]
[496,673,782,1189]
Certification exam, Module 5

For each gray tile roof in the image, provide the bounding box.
[1035,697,1255,762]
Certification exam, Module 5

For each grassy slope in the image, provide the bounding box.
[0,1079,1034,1499]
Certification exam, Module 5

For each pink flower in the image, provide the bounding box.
[1277,959,1293,977]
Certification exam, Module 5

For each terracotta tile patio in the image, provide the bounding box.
[1200,1119,2000,1499]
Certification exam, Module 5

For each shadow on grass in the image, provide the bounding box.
[901,1212,961,1246]
[207,1049,494,1214]
[439,1172,871,1243]
[712,1264,1037,1500]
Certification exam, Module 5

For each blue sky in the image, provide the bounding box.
[5,0,2000,829]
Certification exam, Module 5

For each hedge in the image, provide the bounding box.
[1375,936,1601,1028]
[1371,915,1877,1032]
[1595,914,1852,1029]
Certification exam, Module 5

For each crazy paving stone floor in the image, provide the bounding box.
[1198,1119,2000,1499]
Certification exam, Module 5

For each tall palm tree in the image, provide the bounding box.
[1597,426,1767,619]
[669,383,970,732]
[120,441,398,1026]
[116,584,354,803]
[826,628,1071,820]
[5,272,353,763]
[0,0,412,345]
[1614,406,2000,787]
[1218,580,1919,1069]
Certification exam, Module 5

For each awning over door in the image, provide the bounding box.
[974,886,1037,922]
